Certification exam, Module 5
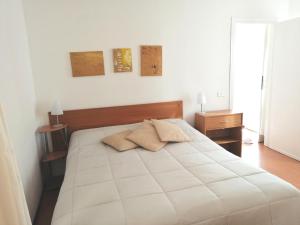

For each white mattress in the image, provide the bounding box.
[51,119,300,225]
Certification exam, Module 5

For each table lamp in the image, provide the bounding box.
[197,92,207,113]
[51,101,63,127]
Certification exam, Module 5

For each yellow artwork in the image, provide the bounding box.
[113,48,132,72]
[70,51,105,77]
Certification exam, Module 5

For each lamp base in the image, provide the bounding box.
[52,115,63,128]
[201,104,205,113]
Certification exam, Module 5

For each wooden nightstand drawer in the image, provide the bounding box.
[195,111,243,157]
[206,114,242,130]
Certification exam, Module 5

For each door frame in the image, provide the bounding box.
[229,18,277,139]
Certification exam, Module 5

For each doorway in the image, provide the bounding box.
[230,21,270,144]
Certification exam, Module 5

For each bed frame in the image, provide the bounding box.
[49,101,183,150]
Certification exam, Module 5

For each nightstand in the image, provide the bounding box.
[37,124,68,190]
[195,111,243,157]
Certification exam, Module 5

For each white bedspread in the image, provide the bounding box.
[51,119,300,225]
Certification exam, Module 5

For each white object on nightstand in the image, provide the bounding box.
[197,92,207,113]
[51,100,64,127]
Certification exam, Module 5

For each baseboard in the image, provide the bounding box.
[269,147,300,162]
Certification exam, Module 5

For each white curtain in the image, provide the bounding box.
[0,105,32,225]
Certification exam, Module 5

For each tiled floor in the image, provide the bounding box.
[34,142,300,225]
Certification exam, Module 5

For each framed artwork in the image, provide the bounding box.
[113,48,132,72]
[141,45,162,76]
[70,51,105,77]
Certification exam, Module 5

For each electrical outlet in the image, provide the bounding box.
[217,91,225,97]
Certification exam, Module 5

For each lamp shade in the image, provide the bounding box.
[51,101,63,116]
[197,92,207,105]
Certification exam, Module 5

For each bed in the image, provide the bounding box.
[50,101,300,225]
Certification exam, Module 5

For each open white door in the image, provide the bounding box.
[264,18,300,160]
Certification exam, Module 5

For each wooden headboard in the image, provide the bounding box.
[49,100,183,134]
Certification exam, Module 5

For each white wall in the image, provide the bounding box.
[22,0,289,125]
[264,18,300,160]
[0,0,42,219]
[289,0,300,17]
[0,0,292,220]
